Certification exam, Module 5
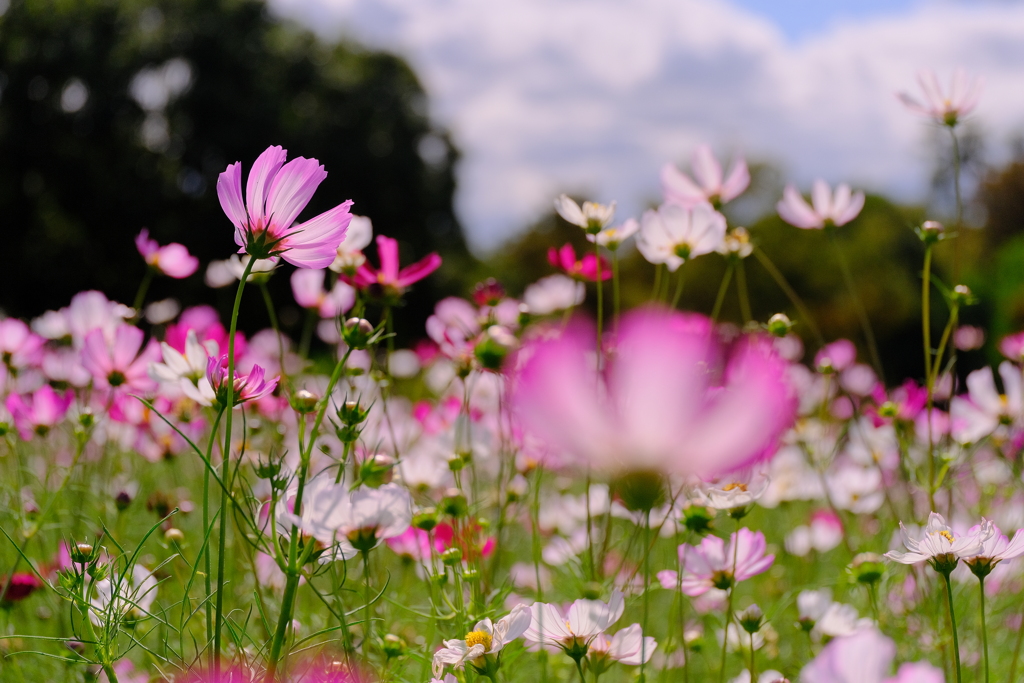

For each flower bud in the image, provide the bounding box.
[474,326,517,371]
[255,458,282,481]
[412,507,439,532]
[952,285,975,306]
[383,633,407,659]
[473,278,506,307]
[290,389,320,414]
[582,581,604,600]
[506,474,528,503]
[441,490,469,518]
[916,220,945,244]
[738,604,764,634]
[78,409,95,429]
[440,547,462,566]
[114,490,133,512]
[164,527,185,543]
[359,454,395,488]
[683,506,715,535]
[850,552,885,585]
[462,567,480,583]
[765,313,794,338]
[71,543,95,564]
[342,318,374,349]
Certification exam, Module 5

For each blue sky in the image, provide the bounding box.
[270,0,1024,252]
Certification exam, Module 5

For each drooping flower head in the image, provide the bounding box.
[777,180,865,230]
[637,203,726,271]
[134,229,199,278]
[897,68,983,128]
[661,145,750,209]
[217,145,353,268]
[350,235,441,299]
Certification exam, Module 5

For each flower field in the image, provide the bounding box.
[0,68,1017,683]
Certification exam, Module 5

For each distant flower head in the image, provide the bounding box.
[0,319,44,372]
[205,255,280,288]
[149,329,215,391]
[0,572,44,606]
[524,591,625,654]
[330,214,374,273]
[555,194,616,233]
[217,145,353,268]
[291,269,356,319]
[962,521,1024,578]
[134,229,199,278]
[898,68,983,127]
[661,145,750,209]
[588,218,639,251]
[802,628,943,683]
[886,512,990,572]
[433,604,531,677]
[523,275,585,315]
[637,203,726,271]
[511,308,796,480]
[950,363,1024,444]
[5,385,72,440]
[587,623,657,668]
[548,243,611,281]
[674,529,774,596]
[692,466,770,511]
[999,331,1024,362]
[350,235,441,297]
[81,324,161,393]
[777,180,864,230]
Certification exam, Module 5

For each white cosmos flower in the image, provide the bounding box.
[637,203,726,272]
[524,591,625,652]
[587,218,639,250]
[692,466,770,510]
[277,478,412,557]
[432,604,532,676]
[523,274,585,315]
[329,214,373,272]
[148,329,216,386]
[885,512,990,569]
[555,194,616,232]
[963,521,1024,578]
[587,623,657,667]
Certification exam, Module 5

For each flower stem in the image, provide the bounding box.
[213,256,255,672]
[718,586,734,683]
[595,241,604,359]
[749,632,756,682]
[734,259,751,324]
[1009,608,1024,683]
[131,268,154,322]
[651,264,663,302]
[711,262,734,323]
[751,247,824,344]
[574,656,588,683]
[979,576,989,683]
[828,232,884,382]
[612,250,621,326]
[949,127,962,282]
[202,409,225,667]
[671,266,686,309]
[922,245,936,513]
[640,510,652,683]
[943,570,962,683]
[362,549,373,651]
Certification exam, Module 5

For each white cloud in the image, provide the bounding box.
[269,0,1024,252]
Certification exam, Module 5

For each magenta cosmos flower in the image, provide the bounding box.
[5,385,72,439]
[186,355,279,409]
[661,144,749,209]
[777,180,864,230]
[658,529,774,596]
[0,318,44,373]
[510,308,795,479]
[81,324,160,392]
[897,68,982,128]
[134,229,199,278]
[351,235,441,296]
[217,145,353,269]
[547,243,612,282]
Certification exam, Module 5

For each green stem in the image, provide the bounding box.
[922,246,937,513]
[595,241,604,359]
[362,550,373,651]
[266,572,300,682]
[751,247,824,344]
[719,524,740,683]
[749,632,755,682]
[585,472,595,581]
[735,259,752,324]
[671,265,686,309]
[640,511,652,683]
[943,571,962,683]
[202,409,224,667]
[214,256,255,671]
[980,576,989,683]
[1009,607,1024,683]
[711,262,734,323]
[259,282,287,381]
[950,127,962,282]
[651,264,663,302]
[829,232,884,382]
[612,250,621,325]
[131,268,155,322]
[299,308,316,359]
[574,656,588,683]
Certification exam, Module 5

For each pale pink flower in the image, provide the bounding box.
[897,68,983,127]
[802,628,943,683]
[523,275,584,315]
[777,180,865,230]
[433,605,532,676]
[885,512,989,567]
[350,235,441,296]
[661,145,749,209]
[524,591,625,649]
[587,623,657,667]
[426,297,481,362]
[511,308,795,478]
[636,203,726,271]
[134,228,199,278]
[672,529,774,596]
[329,214,374,272]
[0,319,44,372]
[963,521,1024,577]
[953,325,985,351]
[814,339,857,372]
[217,145,353,269]
[950,363,1024,443]
[290,269,355,318]
[81,324,160,392]
[148,329,214,387]
[999,332,1024,362]
[5,385,72,439]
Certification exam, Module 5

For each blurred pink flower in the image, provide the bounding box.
[290,269,355,318]
[134,229,199,278]
[953,325,984,351]
[81,324,160,393]
[963,521,1024,577]
[164,305,237,356]
[554,194,616,232]
[814,339,857,372]
[802,628,943,683]
[587,623,657,667]
[950,363,1023,444]
[999,331,1024,362]
[6,385,72,439]
[0,572,43,605]
[671,529,774,596]
[524,591,625,649]
[777,180,864,230]
[217,145,353,269]
[351,235,442,295]
[897,68,982,127]
[636,203,726,271]
[868,380,927,426]
[661,145,749,209]
[197,355,279,408]
[0,319,44,372]
[547,243,611,281]
[510,308,795,478]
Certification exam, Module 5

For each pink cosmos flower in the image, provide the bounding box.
[0,319,44,373]
[636,203,726,271]
[777,180,865,230]
[217,145,353,269]
[547,243,611,282]
[802,628,943,683]
[81,324,160,393]
[661,145,750,209]
[1000,332,1024,362]
[868,380,927,426]
[950,363,1023,444]
[510,308,795,478]
[189,355,278,409]
[587,623,657,667]
[664,529,774,596]
[0,572,43,605]
[524,591,625,650]
[351,235,442,296]
[814,339,857,372]
[962,521,1024,577]
[5,385,72,439]
[164,305,239,357]
[290,269,355,318]
[897,68,982,127]
[134,229,199,278]
[885,512,989,567]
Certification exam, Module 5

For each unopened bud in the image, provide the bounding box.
[290,389,319,414]
[343,318,374,349]
[441,490,469,518]
[916,220,945,244]
[114,490,133,512]
[765,313,794,338]
[738,604,764,634]
[952,285,974,305]
[71,543,94,564]
[359,454,395,488]
[440,547,462,566]
[164,528,185,543]
[474,326,517,371]
[850,552,885,585]
[683,506,714,535]
[506,474,528,503]
[78,409,94,429]
[412,507,439,532]
[383,633,407,659]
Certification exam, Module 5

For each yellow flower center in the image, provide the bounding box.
[722,482,748,492]
[465,630,492,651]
[938,530,954,543]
